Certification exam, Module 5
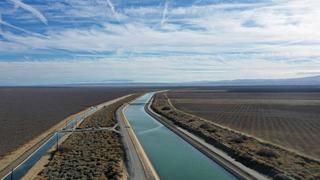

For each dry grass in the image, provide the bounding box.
[36,94,139,179]
[0,87,150,157]
[152,92,320,179]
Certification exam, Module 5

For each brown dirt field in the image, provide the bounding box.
[36,94,140,179]
[152,92,320,179]
[167,90,320,159]
[0,87,153,158]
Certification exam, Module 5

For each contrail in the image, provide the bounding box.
[0,13,46,38]
[9,0,47,25]
[249,39,307,52]
[161,1,169,26]
[0,14,3,36]
[105,0,128,30]
[193,0,202,6]
[106,0,117,16]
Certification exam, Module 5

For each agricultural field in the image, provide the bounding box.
[167,90,320,159]
[0,87,151,158]
[36,94,139,179]
[152,91,320,179]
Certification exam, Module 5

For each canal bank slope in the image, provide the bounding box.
[146,97,267,180]
[117,102,159,180]
[0,107,93,178]
[1,95,134,179]
[124,93,236,180]
[33,94,138,179]
[151,92,320,179]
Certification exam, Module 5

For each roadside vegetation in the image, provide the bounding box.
[36,94,139,179]
[168,90,320,159]
[0,87,147,158]
[151,92,320,179]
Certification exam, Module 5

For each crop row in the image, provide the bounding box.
[170,97,320,158]
[152,92,320,179]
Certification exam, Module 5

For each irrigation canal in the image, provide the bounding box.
[2,107,98,180]
[124,93,237,180]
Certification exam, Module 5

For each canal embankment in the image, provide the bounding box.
[33,94,136,179]
[1,95,133,180]
[150,92,320,179]
[123,93,236,180]
[0,107,93,179]
[118,102,159,180]
[146,96,267,180]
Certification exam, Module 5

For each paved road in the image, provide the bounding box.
[116,105,148,180]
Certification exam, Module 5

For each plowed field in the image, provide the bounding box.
[168,90,320,159]
[0,87,152,158]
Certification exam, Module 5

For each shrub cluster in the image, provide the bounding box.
[37,95,139,179]
[151,92,320,179]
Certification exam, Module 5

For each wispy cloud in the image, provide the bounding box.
[9,0,47,24]
[0,0,320,84]
[1,56,319,85]
[161,1,169,27]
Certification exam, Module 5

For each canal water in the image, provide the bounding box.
[3,109,95,180]
[124,93,237,180]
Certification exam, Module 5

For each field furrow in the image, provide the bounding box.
[168,90,320,159]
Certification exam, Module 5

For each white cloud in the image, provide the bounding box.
[1,55,319,85]
[1,0,320,83]
[3,0,319,54]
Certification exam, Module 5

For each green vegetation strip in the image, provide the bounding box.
[36,94,140,179]
[151,92,320,180]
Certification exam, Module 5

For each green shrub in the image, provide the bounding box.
[257,148,279,159]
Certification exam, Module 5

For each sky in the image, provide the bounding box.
[0,0,320,85]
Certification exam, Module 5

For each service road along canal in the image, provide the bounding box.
[124,93,236,180]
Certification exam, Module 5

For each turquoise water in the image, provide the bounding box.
[125,93,237,180]
[3,109,93,180]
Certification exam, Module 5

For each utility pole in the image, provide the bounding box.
[10,168,13,180]
[56,132,59,151]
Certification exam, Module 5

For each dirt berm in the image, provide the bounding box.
[151,92,320,180]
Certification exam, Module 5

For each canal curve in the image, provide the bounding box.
[124,93,237,180]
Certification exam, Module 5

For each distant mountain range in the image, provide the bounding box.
[64,75,320,87]
[189,75,320,86]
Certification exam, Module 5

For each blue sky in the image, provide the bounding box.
[0,0,320,85]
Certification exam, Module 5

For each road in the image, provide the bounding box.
[1,110,95,180]
[116,104,149,180]
[1,95,131,180]
[59,123,120,134]
[146,96,268,180]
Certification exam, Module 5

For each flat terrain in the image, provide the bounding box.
[0,87,152,158]
[168,90,320,159]
[153,92,320,179]
[36,94,139,179]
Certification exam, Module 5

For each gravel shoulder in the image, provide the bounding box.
[146,97,267,180]
[117,102,159,180]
